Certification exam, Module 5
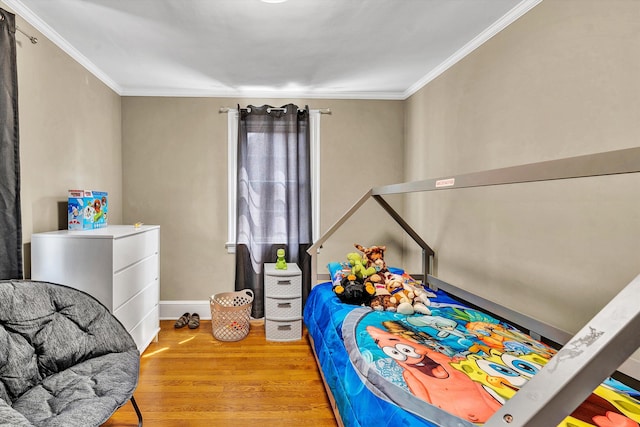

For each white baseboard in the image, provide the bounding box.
[160,300,211,320]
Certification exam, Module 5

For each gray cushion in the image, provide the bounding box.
[0,280,140,427]
[0,398,31,427]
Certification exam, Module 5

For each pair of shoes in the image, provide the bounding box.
[174,312,201,329]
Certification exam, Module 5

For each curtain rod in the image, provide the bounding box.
[219,106,331,115]
[0,15,38,44]
[16,26,38,44]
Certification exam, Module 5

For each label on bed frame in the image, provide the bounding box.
[435,178,455,188]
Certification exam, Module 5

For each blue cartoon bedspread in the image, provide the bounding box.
[304,282,640,427]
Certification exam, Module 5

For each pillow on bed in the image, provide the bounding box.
[327,262,404,287]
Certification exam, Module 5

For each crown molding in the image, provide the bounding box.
[403,0,543,99]
[2,0,123,94]
[119,86,407,100]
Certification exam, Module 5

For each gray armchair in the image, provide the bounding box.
[0,280,142,426]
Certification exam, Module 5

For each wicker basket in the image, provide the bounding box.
[210,289,254,342]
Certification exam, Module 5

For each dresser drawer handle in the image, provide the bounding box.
[277,280,291,285]
[278,325,292,331]
[277,302,292,308]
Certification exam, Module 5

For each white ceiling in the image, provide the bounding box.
[4,0,541,99]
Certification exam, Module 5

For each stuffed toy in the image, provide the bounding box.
[365,273,387,298]
[346,252,376,279]
[333,274,375,306]
[386,279,414,314]
[275,248,287,270]
[411,285,433,315]
[385,274,434,315]
[370,294,397,312]
[365,273,397,312]
[355,244,388,274]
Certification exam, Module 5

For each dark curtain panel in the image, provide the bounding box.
[0,9,22,280]
[235,104,311,318]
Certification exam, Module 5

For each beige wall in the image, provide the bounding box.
[404,0,640,365]
[122,98,404,301]
[11,11,122,275]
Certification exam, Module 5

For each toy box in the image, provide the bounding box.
[67,190,108,230]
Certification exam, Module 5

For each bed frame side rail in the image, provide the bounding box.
[485,272,640,427]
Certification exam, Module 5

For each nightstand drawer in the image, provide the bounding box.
[265,296,301,320]
[265,318,302,342]
[264,274,301,297]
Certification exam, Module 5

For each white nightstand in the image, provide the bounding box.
[263,263,302,341]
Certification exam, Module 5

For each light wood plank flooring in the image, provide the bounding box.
[102,320,338,427]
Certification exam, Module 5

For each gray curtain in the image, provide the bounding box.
[0,9,22,280]
[235,104,311,318]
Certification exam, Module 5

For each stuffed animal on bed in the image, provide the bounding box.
[369,294,397,312]
[386,273,433,315]
[353,244,434,314]
[366,273,398,312]
[346,252,376,279]
[354,244,388,274]
[333,274,376,306]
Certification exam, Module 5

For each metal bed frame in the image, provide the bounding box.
[307,147,640,427]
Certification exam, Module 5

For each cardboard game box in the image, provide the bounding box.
[68,190,108,230]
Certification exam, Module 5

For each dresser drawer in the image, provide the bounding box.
[113,254,158,310]
[113,280,159,332]
[113,229,159,272]
[128,305,160,352]
[264,273,301,297]
[265,318,302,342]
[265,296,301,320]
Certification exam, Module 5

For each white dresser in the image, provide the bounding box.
[263,263,302,341]
[31,225,160,352]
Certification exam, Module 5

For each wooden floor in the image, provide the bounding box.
[102,320,338,427]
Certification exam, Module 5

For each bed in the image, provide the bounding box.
[303,148,640,427]
[304,273,640,427]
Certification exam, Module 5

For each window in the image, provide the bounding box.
[226,108,320,253]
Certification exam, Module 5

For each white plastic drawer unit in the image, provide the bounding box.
[263,263,302,341]
[30,225,161,352]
